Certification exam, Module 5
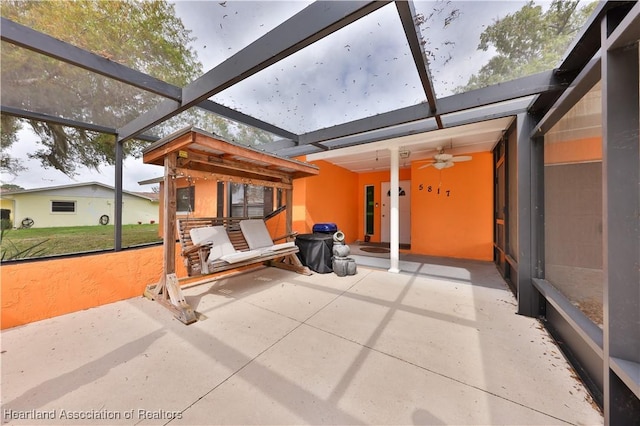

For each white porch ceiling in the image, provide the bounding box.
[306,116,514,172]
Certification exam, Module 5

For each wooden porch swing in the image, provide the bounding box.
[141,126,319,324]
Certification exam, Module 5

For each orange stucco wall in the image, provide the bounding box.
[2,151,494,329]
[159,179,220,238]
[160,179,287,240]
[1,244,188,330]
[292,174,307,233]
[264,208,288,240]
[410,151,494,260]
[293,159,359,243]
[357,168,412,243]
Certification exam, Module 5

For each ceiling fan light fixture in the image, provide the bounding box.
[434,153,452,162]
[433,162,447,170]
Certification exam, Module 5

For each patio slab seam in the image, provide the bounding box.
[302,320,575,426]
[178,265,586,425]
[171,270,373,423]
[240,269,374,325]
[194,265,579,425]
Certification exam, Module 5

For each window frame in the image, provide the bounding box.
[227,183,274,218]
[50,200,76,214]
[176,186,195,214]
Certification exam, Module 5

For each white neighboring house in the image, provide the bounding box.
[0,182,159,229]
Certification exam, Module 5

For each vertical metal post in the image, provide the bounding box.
[602,16,640,424]
[516,112,543,317]
[114,138,124,251]
[388,146,400,273]
[286,179,293,237]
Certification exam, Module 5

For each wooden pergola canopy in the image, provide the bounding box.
[142,126,319,324]
[143,126,319,188]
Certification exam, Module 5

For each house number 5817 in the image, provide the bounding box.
[419,184,451,197]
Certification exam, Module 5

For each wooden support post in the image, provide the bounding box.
[146,152,197,325]
[140,129,319,325]
[268,253,312,276]
[164,153,177,276]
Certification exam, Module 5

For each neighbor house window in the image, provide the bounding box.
[176,186,195,213]
[51,201,76,213]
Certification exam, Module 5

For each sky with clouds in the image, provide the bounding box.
[5,0,556,192]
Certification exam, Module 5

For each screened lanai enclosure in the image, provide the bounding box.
[1,0,638,422]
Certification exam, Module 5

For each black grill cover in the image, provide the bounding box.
[295,233,334,273]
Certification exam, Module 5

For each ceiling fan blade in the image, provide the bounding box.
[418,163,435,169]
[451,155,472,162]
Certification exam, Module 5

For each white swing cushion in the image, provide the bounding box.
[240,219,296,253]
[189,226,236,262]
[219,250,262,264]
[240,219,275,250]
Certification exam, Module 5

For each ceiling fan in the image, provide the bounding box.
[418,147,472,170]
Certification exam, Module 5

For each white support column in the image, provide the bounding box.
[388,146,400,273]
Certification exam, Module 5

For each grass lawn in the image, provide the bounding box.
[1,224,162,260]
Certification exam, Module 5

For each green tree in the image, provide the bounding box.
[0,183,24,192]
[1,0,275,176]
[0,0,213,176]
[459,0,597,92]
[0,114,25,175]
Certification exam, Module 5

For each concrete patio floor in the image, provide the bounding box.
[1,256,602,425]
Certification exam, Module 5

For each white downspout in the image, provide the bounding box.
[388,146,400,273]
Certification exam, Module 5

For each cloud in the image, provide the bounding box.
[5,0,538,192]
[207,3,426,133]
[174,1,531,131]
[4,128,160,191]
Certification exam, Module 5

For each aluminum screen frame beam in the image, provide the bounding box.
[1,105,117,135]
[533,54,601,136]
[601,11,640,423]
[293,117,438,156]
[1,105,159,143]
[196,100,298,142]
[606,0,639,50]
[515,112,544,317]
[0,17,181,101]
[298,70,564,147]
[527,1,634,119]
[1,17,298,141]
[395,1,442,128]
[276,95,530,157]
[117,1,390,143]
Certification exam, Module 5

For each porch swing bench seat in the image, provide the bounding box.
[178,217,311,278]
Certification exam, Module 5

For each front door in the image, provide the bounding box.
[381,181,411,245]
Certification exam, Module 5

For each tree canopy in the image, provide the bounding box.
[0,183,24,192]
[459,0,597,92]
[1,0,203,176]
[1,0,273,179]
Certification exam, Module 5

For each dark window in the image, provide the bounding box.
[276,188,284,208]
[216,181,225,217]
[0,209,10,220]
[228,183,274,217]
[51,201,75,213]
[365,185,374,235]
[176,186,195,213]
